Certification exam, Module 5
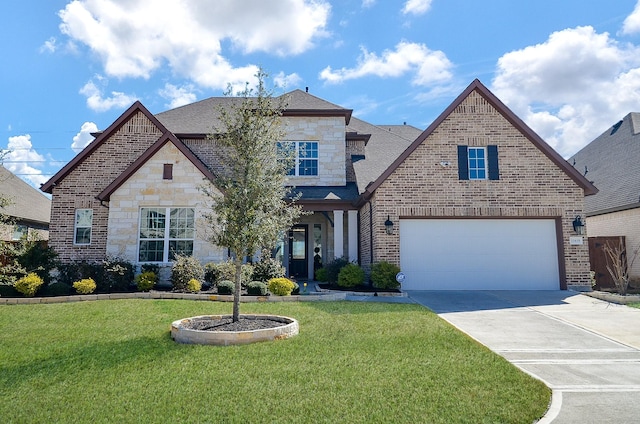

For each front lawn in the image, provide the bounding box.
[0,300,549,423]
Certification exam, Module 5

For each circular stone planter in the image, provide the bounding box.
[171,314,299,346]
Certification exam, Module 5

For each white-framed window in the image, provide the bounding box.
[138,207,195,262]
[74,209,93,245]
[278,141,318,176]
[468,147,487,180]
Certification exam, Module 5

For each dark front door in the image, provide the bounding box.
[289,225,308,279]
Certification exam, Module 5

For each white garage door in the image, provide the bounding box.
[399,219,560,290]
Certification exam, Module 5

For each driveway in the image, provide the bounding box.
[405,290,640,424]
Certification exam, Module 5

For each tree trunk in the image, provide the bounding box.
[233,258,242,322]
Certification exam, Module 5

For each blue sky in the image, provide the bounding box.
[2,0,640,189]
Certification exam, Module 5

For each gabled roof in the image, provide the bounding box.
[41,101,168,193]
[97,132,216,201]
[570,112,640,215]
[0,166,51,225]
[357,79,598,204]
[155,89,353,134]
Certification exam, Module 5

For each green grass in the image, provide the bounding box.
[629,302,640,309]
[0,300,549,423]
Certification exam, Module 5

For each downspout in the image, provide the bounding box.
[368,200,373,266]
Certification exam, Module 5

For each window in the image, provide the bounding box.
[74,209,93,245]
[457,145,499,181]
[12,225,27,241]
[278,141,318,176]
[138,207,195,262]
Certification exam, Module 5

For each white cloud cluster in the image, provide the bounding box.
[492,26,640,156]
[71,122,98,153]
[3,135,48,187]
[79,77,138,112]
[320,41,453,86]
[159,84,197,109]
[402,0,432,16]
[58,0,330,90]
[622,0,640,35]
[273,72,303,90]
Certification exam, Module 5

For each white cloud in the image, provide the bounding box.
[492,26,640,156]
[622,1,640,35]
[273,72,303,89]
[79,77,137,112]
[58,0,330,90]
[402,0,432,16]
[319,41,453,86]
[40,37,57,53]
[3,135,48,187]
[362,0,376,8]
[71,122,98,153]
[159,84,197,109]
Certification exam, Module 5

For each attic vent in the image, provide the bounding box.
[610,120,623,135]
[163,164,173,180]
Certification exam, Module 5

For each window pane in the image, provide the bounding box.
[75,209,93,227]
[139,240,164,262]
[469,169,477,179]
[299,159,318,176]
[477,169,486,179]
[169,240,193,260]
[299,142,318,158]
[75,227,91,244]
[140,208,165,238]
[170,208,194,239]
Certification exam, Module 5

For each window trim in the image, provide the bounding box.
[138,207,195,263]
[74,209,93,245]
[278,141,319,176]
[468,147,487,180]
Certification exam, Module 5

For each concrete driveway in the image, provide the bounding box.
[405,290,640,424]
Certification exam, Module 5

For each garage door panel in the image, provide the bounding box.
[399,219,560,290]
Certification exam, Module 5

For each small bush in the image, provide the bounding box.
[171,255,204,291]
[14,273,44,297]
[204,262,220,284]
[247,281,268,296]
[371,261,401,289]
[252,250,285,282]
[73,278,97,294]
[338,263,365,288]
[186,278,201,293]
[268,277,295,296]
[135,271,157,292]
[103,257,135,292]
[0,284,20,297]
[315,267,328,282]
[324,256,350,285]
[41,282,72,297]
[217,280,235,295]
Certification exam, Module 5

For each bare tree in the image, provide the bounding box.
[603,237,640,296]
[201,69,303,322]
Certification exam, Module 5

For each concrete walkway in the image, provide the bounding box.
[405,290,640,423]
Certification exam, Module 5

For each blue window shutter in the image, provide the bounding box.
[457,145,469,180]
[488,145,499,180]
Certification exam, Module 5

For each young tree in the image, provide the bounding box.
[201,70,303,322]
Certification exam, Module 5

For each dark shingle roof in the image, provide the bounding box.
[570,112,640,215]
[0,166,51,225]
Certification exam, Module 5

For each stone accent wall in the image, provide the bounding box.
[587,208,640,280]
[345,139,366,183]
[49,111,163,262]
[364,90,591,289]
[106,142,225,265]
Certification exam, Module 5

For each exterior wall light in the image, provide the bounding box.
[572,215,585,235]
[384,215,394,235]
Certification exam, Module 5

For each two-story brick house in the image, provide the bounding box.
[42,80,597,290]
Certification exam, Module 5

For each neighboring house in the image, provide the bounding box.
[0,165,51,241]
[570,113,640,284]
[41,80,596,290]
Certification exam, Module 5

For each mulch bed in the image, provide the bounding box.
[185,317,284,331]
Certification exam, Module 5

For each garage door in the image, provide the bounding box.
[399,219,560,290]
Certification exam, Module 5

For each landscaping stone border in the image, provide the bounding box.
[583,290,640,305]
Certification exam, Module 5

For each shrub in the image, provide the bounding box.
[205,260,254,286]
[171,255,204,291]
[268,277,295,296]
[251,250,285,282]
[217,280,235,295]
[186,278,201,293]
[324,256,350,285]
[0,284,20,297]
[371,261,401,289]
[103,257,135,292]
[315,267,328,282]
[14,273,44,297]
[73,278,96,295]
[15,240,59,285]
[247,281,268,296]
[291,281,300,295]
[338,263,365,288]
[135,271,157,292]
[41,282,72,297]
[204,262,220,284]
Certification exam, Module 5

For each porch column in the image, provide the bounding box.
[348,210,358,263]
[333,210,344,259]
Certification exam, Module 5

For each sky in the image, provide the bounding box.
[2,0,640,190]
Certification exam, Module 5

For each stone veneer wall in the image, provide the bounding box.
[49,112,162,262]
[363,90,591,289]
[106,142,226,265]
[345,139,366,183]
[587,208,640,280]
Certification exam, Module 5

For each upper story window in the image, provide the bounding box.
[74,209,93,245]
[12,224,27,241]
[138,207,195,262]
[278,141,318,176]
[457,145,500,181]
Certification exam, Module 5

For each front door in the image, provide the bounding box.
[289,225,308,279]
